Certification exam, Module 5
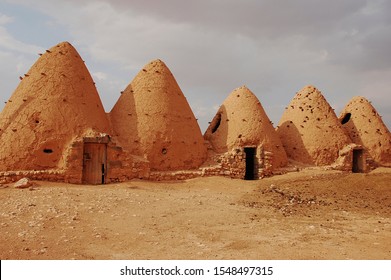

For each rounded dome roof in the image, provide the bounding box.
[204,86,287,168]
[110,59,207,171]
[339,96,391,166]
[0,42,110,170]
[276,85,351,165]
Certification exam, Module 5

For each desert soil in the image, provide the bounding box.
[1,168,390,260]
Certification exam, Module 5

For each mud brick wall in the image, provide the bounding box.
[219,148,246,179]
[0,170,65,184]
[106,144,150,183]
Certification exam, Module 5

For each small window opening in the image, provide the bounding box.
[341,113,351,124]
[43,149,53,154]
[211,113,222,133]
[162,148,167,154]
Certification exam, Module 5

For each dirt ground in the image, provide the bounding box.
[1,168,390,260]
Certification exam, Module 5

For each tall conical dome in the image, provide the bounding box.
[339,96,391,166]
[0,42,110,171]
[204,86,288,168]
[276,85,351,165]
[109,59,207,171]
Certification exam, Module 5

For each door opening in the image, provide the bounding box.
[244,147,257,180]
[82,143,107,184]
[101,164,105,184]
[352,149,364,173]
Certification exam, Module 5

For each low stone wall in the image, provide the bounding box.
[0,169,65,184]
[332,144,377,172]
[105,140,150,183]
[218,148,246,179]
[0,147,294,184]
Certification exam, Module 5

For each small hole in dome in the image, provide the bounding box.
[35,120,39,124]
[211,113,222,133]
[43,149,53,154]
[162,148,167,154]
[341,113,351,124]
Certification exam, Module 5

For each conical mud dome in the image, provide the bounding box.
[339,96,391,166]
[0,42,110,171]
[110,59,207,171]
[276,85,351,165]
[204,86,288,168]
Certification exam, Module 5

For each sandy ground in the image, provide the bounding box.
[0,168,390,260]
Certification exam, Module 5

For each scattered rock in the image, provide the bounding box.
[14,178,33,189]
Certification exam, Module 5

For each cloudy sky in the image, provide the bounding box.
[1,0,390,132]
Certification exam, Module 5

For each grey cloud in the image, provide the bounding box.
[2,0,391,130]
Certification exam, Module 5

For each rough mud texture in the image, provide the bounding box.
[339,96,391,167]
[277,85,352,165]
[1,40,390,186]
[0,42,110,171]
[0,168,390,260]
[110,59,207,171]
[204,86,288,168]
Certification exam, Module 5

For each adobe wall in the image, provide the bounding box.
[0,42,111,172]
[277,85,352,166]
[339,97,391,167]
[1,142,375,185]
[63,135,150,184]
[148,148,246,180]
[106,147,150,183]
[332,144,377,172]
[109,59,207,172]
[0,146,247,183]
[204,86,288,168]
[0,170,65,184]
[0,135,150,185]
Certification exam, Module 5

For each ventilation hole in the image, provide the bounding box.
[341,113,351,124]
[43,149,53,154]
[211,113,222,134]
[162,148,167,154]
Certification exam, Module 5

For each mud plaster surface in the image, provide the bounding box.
[204,86,287,168]
[0,42,110,171]
[339,96,391,166]
[110,59,206,171]
[277,85,351,165]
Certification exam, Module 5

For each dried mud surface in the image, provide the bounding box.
[1,168,390,260]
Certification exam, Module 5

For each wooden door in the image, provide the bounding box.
[82,143,107,184]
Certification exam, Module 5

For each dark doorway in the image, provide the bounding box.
[82,143,107,184]
[244,147,257,180]
[352,149,364,173]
